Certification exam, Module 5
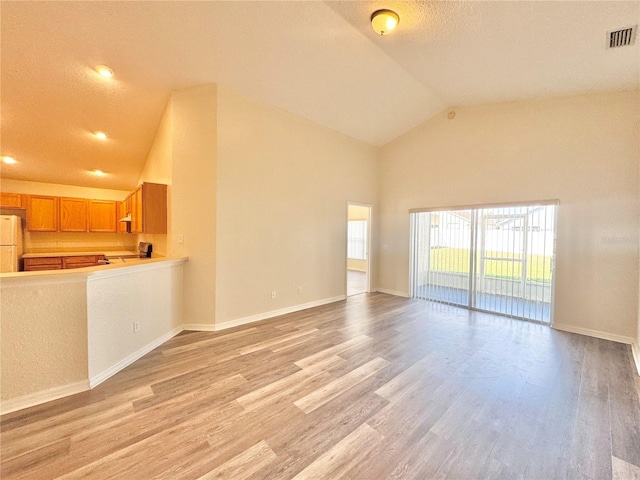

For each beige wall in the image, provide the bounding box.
[215,86,377,325]
[377,90,640,339]
[137,99,174,257]
[1,178,130,201]
[170,85,217,327]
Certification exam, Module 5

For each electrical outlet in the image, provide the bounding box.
[271,291,277,299]
[133,321,140,333]
[298,286,303,294]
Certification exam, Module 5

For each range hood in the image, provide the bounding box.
[119,214,132,222]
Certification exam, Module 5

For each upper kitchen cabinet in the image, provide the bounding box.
[130,183,167,234]
[117,199,129,233]
[26,195,59,232]
[59,197,88,232]
[89,200,117,233]
[0,192,23,208]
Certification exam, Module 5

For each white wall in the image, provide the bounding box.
[215,86,377,325]
[377,90,640,340]
[87,262,184,382]
[1,276,88,401]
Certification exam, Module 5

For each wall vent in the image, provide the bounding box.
[608,26,636,48]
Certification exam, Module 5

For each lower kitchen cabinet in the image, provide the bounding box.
[23,257,63,271]
[24,255,106,271]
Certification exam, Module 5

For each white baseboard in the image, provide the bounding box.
[552,323,634,345]
[182,323,216,332]
[375,288,410,298]
[89,326,183,388]
[0,380,90,416]
[632,342,640,376]
[214,295,346,331]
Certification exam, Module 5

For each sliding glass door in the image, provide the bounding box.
[410,202,557,323]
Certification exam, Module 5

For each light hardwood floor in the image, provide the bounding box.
[2,293,640,479]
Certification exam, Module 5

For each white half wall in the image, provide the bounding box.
[377,90,640,340]
[87,262,184,384]
[1,276,88,401]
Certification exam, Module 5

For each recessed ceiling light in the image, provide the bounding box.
[371,9,399,35]
[95,65,114,78]
[91,169,107,176]
[2,156,17,164]
[94,131,108,140]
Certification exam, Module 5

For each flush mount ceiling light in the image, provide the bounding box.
[2,156,17,164]
[371,9,399,35]
[93,131,108,140]
[91,169,107,176]
[95,65,114,78]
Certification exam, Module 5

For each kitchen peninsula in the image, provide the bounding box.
[1,255,187,414]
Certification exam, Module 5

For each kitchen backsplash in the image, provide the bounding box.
[24,231,137,253]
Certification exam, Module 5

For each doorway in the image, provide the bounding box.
[346,203,372,296]
[409,202,557,323]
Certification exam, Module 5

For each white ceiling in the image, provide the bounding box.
[2,1,638,190]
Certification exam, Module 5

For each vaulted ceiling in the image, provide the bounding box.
[2,1,638,190]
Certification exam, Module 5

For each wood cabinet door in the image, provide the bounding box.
[0,192,23,208]
[117,200,129,233]
[23,257,63,271]
[60,198,87,232]
[131,187,143,234]
[141,183,167,234]
[26,196,59,231]
[89,200,117,232]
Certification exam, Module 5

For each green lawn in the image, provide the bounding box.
[427,247,552,283]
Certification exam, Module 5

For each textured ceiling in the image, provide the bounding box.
[1,1,638,190]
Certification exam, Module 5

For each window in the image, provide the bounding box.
[347,221,367,260]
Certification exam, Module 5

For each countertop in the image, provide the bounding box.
[2,256,188,279]
[22,250,139,259]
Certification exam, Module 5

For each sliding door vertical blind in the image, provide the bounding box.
[410,203,557,323]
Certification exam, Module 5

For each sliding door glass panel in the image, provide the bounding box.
[410,203,556,323]
[410,211,472,307]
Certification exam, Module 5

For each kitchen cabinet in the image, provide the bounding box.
[23,257,63,271]
[131,187,143,234]
[24,254,106,271]
[130,183,167,234]
[60,198,88,232]
[63,254,106,269]
[117,200,129,233]
[0,192,23,208]
[26,195,59,232]
[89,200,117,233]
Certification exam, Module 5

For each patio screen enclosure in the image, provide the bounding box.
[409,202,557,323]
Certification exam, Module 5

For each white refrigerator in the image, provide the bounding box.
[1,215,23,272]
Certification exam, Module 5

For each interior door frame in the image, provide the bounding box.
[346,202,373,296]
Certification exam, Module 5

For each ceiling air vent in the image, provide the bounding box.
[608,26,636,48]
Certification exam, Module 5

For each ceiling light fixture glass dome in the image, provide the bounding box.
[371,9,399,35]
